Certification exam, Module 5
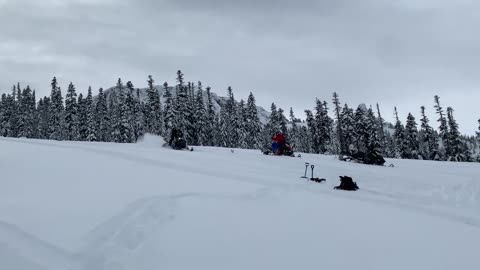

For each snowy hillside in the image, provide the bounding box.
[103,85,271,124]
[1,136,480,270]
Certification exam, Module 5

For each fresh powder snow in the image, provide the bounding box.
[1,135,480,270]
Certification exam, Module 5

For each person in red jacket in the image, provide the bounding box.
[272,133,285,145]
[272,132,289,155]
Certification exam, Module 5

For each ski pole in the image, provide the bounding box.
[311,165,315,179]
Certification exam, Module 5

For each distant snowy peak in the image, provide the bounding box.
[102,85,270,124]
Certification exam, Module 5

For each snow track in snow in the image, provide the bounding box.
[1,137,480,270]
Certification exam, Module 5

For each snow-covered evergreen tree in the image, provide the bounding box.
[186,82,196,144]
[419,106,439,160]
[446,107,462,161]
[246,93,262,147]
[393,107,407,158]
[265,103,281,146]
[220,87,239,148]
[31,90,39,138]
[376,103,387,152]
[277,108,288,136]
[194,82,207,145]
[77,93,87,141]
[95,87,110,142]
[405,113,420,159]
[175,70,190,141]
[8,86,19,137]
[85,87,97,142]
[64,82,80,141]
[0,94,10,136]
[17,85,35,138]
[312,100,332,154]
[434,95,449,159]
[49,77,65,141]
[134,88,145,140]
[332,92,345,155]
[304,109,316,153]
[339,104,355,154]
[111,78,133,143]
[204,86,217,146]
[237,99,249,149]
[352,104,369,153]
[163,82,176,136]
[38,97,51,139]
[145,75,163,136]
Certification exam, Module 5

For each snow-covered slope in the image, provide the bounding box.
[1,136,480,270]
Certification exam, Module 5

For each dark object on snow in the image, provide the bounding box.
[334,176,359,191]
[301,162,310,179]
[169,128,187,150]
[341,150,385,166]
[311,178,326,183]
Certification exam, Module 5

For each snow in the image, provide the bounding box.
[1,136,480,270]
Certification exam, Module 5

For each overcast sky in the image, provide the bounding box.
[1,0,479,134]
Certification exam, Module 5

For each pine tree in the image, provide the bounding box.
[95,88,110,142]
[163,82,176,136]
[64,82,80,141]
[477,119,480,137]
[145,75,163,136]
[267,102,280,141]
[17,85,35,138]
[434,95,449,159]
[175,70,190,141]
[134,88,145,140]
[125,82,137,141]
[312,100,332,153]
[419,106,439,160]
[0,94,11,137]
[38,97,51,139]
[376,104,387,151]
[204,86,217,146]
[77,93,87,140]
[194,82,207,145]
[305,109,316,153]
[111,78,133,143]
[340,104,355,154]
[393,107,408,158]
[85,87,97,142]
[332,92,345,155]
[237,99,249,149]
[446,107,462,161]
[222,86,239,148]
[31,90,39,139]
[384,132,396,158]
[8,85,19,137]
[186,82,196,144]
[352,104,368,153]
[288,108,303,152]
[405,113,420,159]
[49,77,65,140]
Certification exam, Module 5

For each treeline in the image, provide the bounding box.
[0,70,479,162]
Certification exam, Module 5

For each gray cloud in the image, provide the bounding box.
[1,0,479,133]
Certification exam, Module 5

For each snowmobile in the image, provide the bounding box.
[262,142,295,157]
[162,139,193,151]
[163,128,193,151]
[340,150,386,166]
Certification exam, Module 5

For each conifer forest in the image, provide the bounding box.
[1,70,479,162]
